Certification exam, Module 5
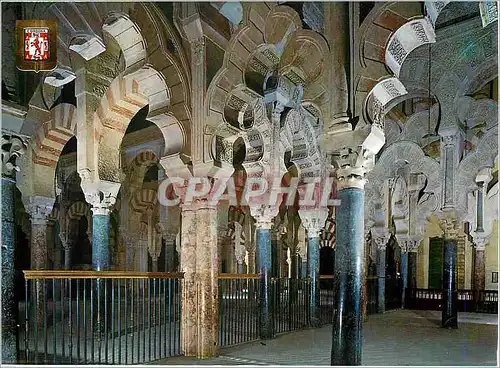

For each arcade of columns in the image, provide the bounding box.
[2,2,498,365]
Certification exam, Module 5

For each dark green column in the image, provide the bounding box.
[1,177,18,363]
[307,236,320,326]
[331,187,364,365]
[1,134,26,364]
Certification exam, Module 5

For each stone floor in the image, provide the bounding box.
[154,309,498,366]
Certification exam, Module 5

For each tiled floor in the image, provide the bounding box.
[155,309,498,366]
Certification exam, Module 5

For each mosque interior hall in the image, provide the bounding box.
[1,1,498,366]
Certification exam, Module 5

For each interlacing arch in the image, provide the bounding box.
[207,3,328,185]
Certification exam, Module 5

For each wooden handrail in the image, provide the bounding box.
[218,273,260,279]
[23,270,184,280]
[320,275,334,279]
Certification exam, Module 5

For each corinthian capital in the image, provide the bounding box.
[80,178,121,216]
[298,208,328,238]
[23,195,55,225]
[250,205,279,229]
[472,231,490,251]
[372,227,390,250]
[2,134,27,177]
[326,124,385,190]
[438,213,459,240]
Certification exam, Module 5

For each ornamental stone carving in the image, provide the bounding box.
[2,134,27,177]
[24,196,55,225]
[372,227,390,251]
[471,232,490,251]
[438,214,459,240]
[80,177,121,216]
[298,208,328,239]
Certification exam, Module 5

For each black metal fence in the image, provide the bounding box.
[272,278,309,333]
[406,288,498,314]
[19,271,183,364]
[218,275,260,347]
[218,275,380,348]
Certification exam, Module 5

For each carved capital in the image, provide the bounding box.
[2,134,27,177]
[472,231,490,251]
[80,179,121,216]
[250,205,278,229]
[438,214,459,240]
[298,208,328,239]
[23,196,55,225]
[372,228,390,251]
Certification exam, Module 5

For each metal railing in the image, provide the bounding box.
[318,275,334,325]
[406,288,498,313]
[272,278,309,333]
[218,274,260,347]
[19,271,183,364]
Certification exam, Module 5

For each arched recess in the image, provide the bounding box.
[454,126,498,217]
[79,66,190,183]
[17,103,76,199]
[125,151,160,191]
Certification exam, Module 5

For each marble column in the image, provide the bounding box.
[165,239,175,272]
[59,232,72,270]
[1,134,27,363]
[440,217,458,329]
[472,234,489,292]
[373,232,389,313]
[331,187,365,365]
[180,200,219,358]
[299,208,327,327]
[25,196,56,270]
[471,178,490,291]
[1,134,27,364]
[306,236,320,325]
[255,220,273,339]
[81,182,120,271]
[1,177,19,363]
[408,251,417,289]
[400,250,408,308]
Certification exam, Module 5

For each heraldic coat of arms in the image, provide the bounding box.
[16,20,57,72]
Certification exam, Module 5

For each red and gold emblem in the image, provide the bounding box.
[16,20,57,72]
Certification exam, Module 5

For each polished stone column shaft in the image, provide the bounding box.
[1,177,18,363]
[180,202,219,358]
[331,188,364,365]
[256,227,273,339]
[400,251,408,308]
[165,242,175,272]
[377,247,386,313]
[64,246,72,270]
[92,214,110,271]
[237,262,243,274]
[408,252,417,289]
[442,240,458,328]
[307,236,320,326]
[473,248,485,291]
